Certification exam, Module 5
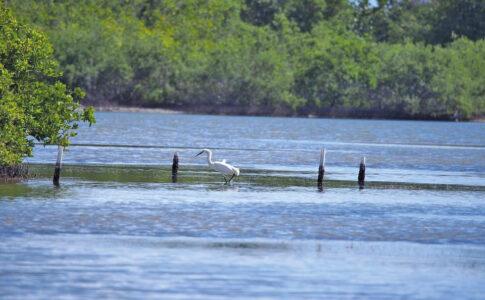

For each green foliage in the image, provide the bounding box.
[373,43,447,117]
[5,0,485,120]
[353,0,485,44]
[353,0,430,43]
[425,0,485,44]
[365,38,485,119]
[294,26,379,111]
[0,5,95,166]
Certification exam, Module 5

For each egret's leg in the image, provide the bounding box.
[223,176,228,184]
[227,174,236,183]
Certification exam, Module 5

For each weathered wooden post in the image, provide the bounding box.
[171,151,179,183]
[318,148,325,191]
[358,156,365,189]
[53,145,64,186]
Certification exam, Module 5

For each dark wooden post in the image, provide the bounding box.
[53,145,64,186]
[171,152,179,183]
[358,156,365,189]
[318,148,325,191]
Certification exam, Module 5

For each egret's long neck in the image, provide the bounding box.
[206,151,213,166]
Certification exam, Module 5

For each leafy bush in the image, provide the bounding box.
[0,6,94,167]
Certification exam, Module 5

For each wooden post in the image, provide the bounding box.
[358,156,365,189]
[53,145,64,186]
[318,148,325,191]
[171,152,179,183]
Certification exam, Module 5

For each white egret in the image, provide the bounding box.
[195,149,240,184]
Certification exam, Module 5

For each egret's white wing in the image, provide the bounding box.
[212,161,239,176]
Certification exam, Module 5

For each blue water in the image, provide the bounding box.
[2,113,485,299]
[28,113,485,186]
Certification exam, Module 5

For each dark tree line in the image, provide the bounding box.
[6,0,485,119]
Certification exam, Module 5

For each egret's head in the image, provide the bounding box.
[195,149,211,157]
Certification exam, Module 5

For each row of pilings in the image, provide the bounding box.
[317,148,365,191]
[49,146,365,190]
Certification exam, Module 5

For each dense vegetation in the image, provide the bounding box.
[0,6,94,170]
[5,0,485,120]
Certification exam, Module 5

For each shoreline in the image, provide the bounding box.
[92,105,484,122]
[94,106,183,114]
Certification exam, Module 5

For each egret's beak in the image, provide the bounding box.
[195,151,204,157]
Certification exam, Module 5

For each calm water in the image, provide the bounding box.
[2,113,485,299]
[28,112,485,185]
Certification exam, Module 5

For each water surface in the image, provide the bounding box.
[27,113,485,186]
[2,113,485,299]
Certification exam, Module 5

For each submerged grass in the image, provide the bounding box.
[23,163,485,192]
